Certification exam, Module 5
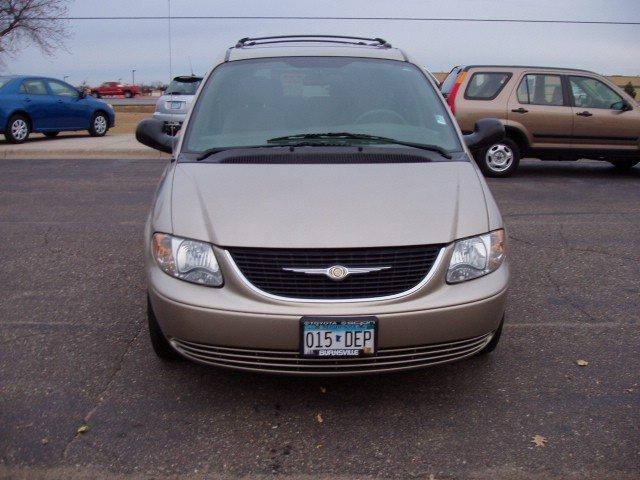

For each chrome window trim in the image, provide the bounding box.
[223,247,446,304]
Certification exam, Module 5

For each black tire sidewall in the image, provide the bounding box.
[475,138,520,178]
[609,159,639,170]
[479,315,504,355]
[5,114,30,143]
[147,296,182,361]
[124,91,132,98]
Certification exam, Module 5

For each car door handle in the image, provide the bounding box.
[24,97,31,102]
[511,108,528,114]
[57,99,63,103]
[577,111,593,117]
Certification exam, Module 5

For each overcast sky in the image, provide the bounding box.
[2,0,640,85]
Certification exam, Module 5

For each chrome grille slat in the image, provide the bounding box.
[175,339,298,356]
[177,343,485,370]
[170,333,492,374]
[174,336,489,364]
[378,333,490,353]
[177,340,487,366]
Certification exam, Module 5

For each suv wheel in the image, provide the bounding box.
[88,112,109,137]
[147,297,182,361]
[5,114,31,143]
[124,91,133,98]
[475,138,520,177]
[609,159,639,171]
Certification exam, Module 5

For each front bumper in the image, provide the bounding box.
[153,111,186,123]
[147,243,509,375]
[150,288,505,375]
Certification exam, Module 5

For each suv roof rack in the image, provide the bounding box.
[235,35,392,48]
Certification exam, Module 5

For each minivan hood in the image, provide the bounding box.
[171,161,489,248]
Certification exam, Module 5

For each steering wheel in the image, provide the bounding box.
[355,109,408,125]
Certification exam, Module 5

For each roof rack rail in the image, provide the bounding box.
[235,35,392,48]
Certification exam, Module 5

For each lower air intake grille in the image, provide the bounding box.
[171,333,492,374]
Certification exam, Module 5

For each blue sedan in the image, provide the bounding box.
[0,75,116,143]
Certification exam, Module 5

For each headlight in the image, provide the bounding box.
[446,229,506,284]
[152,233,223,287]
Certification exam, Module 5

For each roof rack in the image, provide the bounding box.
[235,35,392,48]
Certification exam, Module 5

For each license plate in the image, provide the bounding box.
[300,317,377,357]
[169,101,183,110]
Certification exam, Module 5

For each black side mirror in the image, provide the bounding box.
[78,90,86,99]
[611,100,632,112]
[136,118,174,154]
[463,118,505,150]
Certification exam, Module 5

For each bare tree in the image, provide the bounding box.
[0,0,69,59]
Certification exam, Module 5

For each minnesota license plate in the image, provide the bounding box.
[301,317,377,357]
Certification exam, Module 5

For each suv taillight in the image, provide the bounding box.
[447,72,467,115]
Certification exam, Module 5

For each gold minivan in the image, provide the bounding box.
[136,36,509,375]
[441,65,640,176]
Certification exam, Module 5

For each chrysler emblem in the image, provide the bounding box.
[283,264,391,281]
[327,265,349,280]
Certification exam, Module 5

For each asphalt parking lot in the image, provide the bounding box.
[0,158,638,479]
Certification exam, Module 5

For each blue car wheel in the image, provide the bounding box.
[5,114,31,143]
[89,112,109,137]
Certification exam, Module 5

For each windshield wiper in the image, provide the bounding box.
[195,144,301,161]
[267,132,452,159]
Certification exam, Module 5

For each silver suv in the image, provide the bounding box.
[136,35,509,375]
[153,75,202,134]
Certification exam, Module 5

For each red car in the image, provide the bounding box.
[90,82,141,98]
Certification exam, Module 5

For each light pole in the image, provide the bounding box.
[132,69,136,85]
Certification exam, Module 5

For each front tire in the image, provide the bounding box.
[124,91,133,98]
[148,297,182,361]
[475,138,520,177]
[88,112,109,137]
[5,114,31,143]
[608,159,639,170]
[478,316,504,355]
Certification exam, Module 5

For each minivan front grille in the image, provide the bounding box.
[227,245,443,301]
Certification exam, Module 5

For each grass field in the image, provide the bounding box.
[110,111,151,135]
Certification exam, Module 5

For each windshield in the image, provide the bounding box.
[166,78,201,95]
[183,57,461,154]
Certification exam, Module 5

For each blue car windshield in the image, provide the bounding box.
[183,57,462,154]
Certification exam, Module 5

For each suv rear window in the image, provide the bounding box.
[516,74,564,106]
[464,72,511,100]
[165,78,202,95]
